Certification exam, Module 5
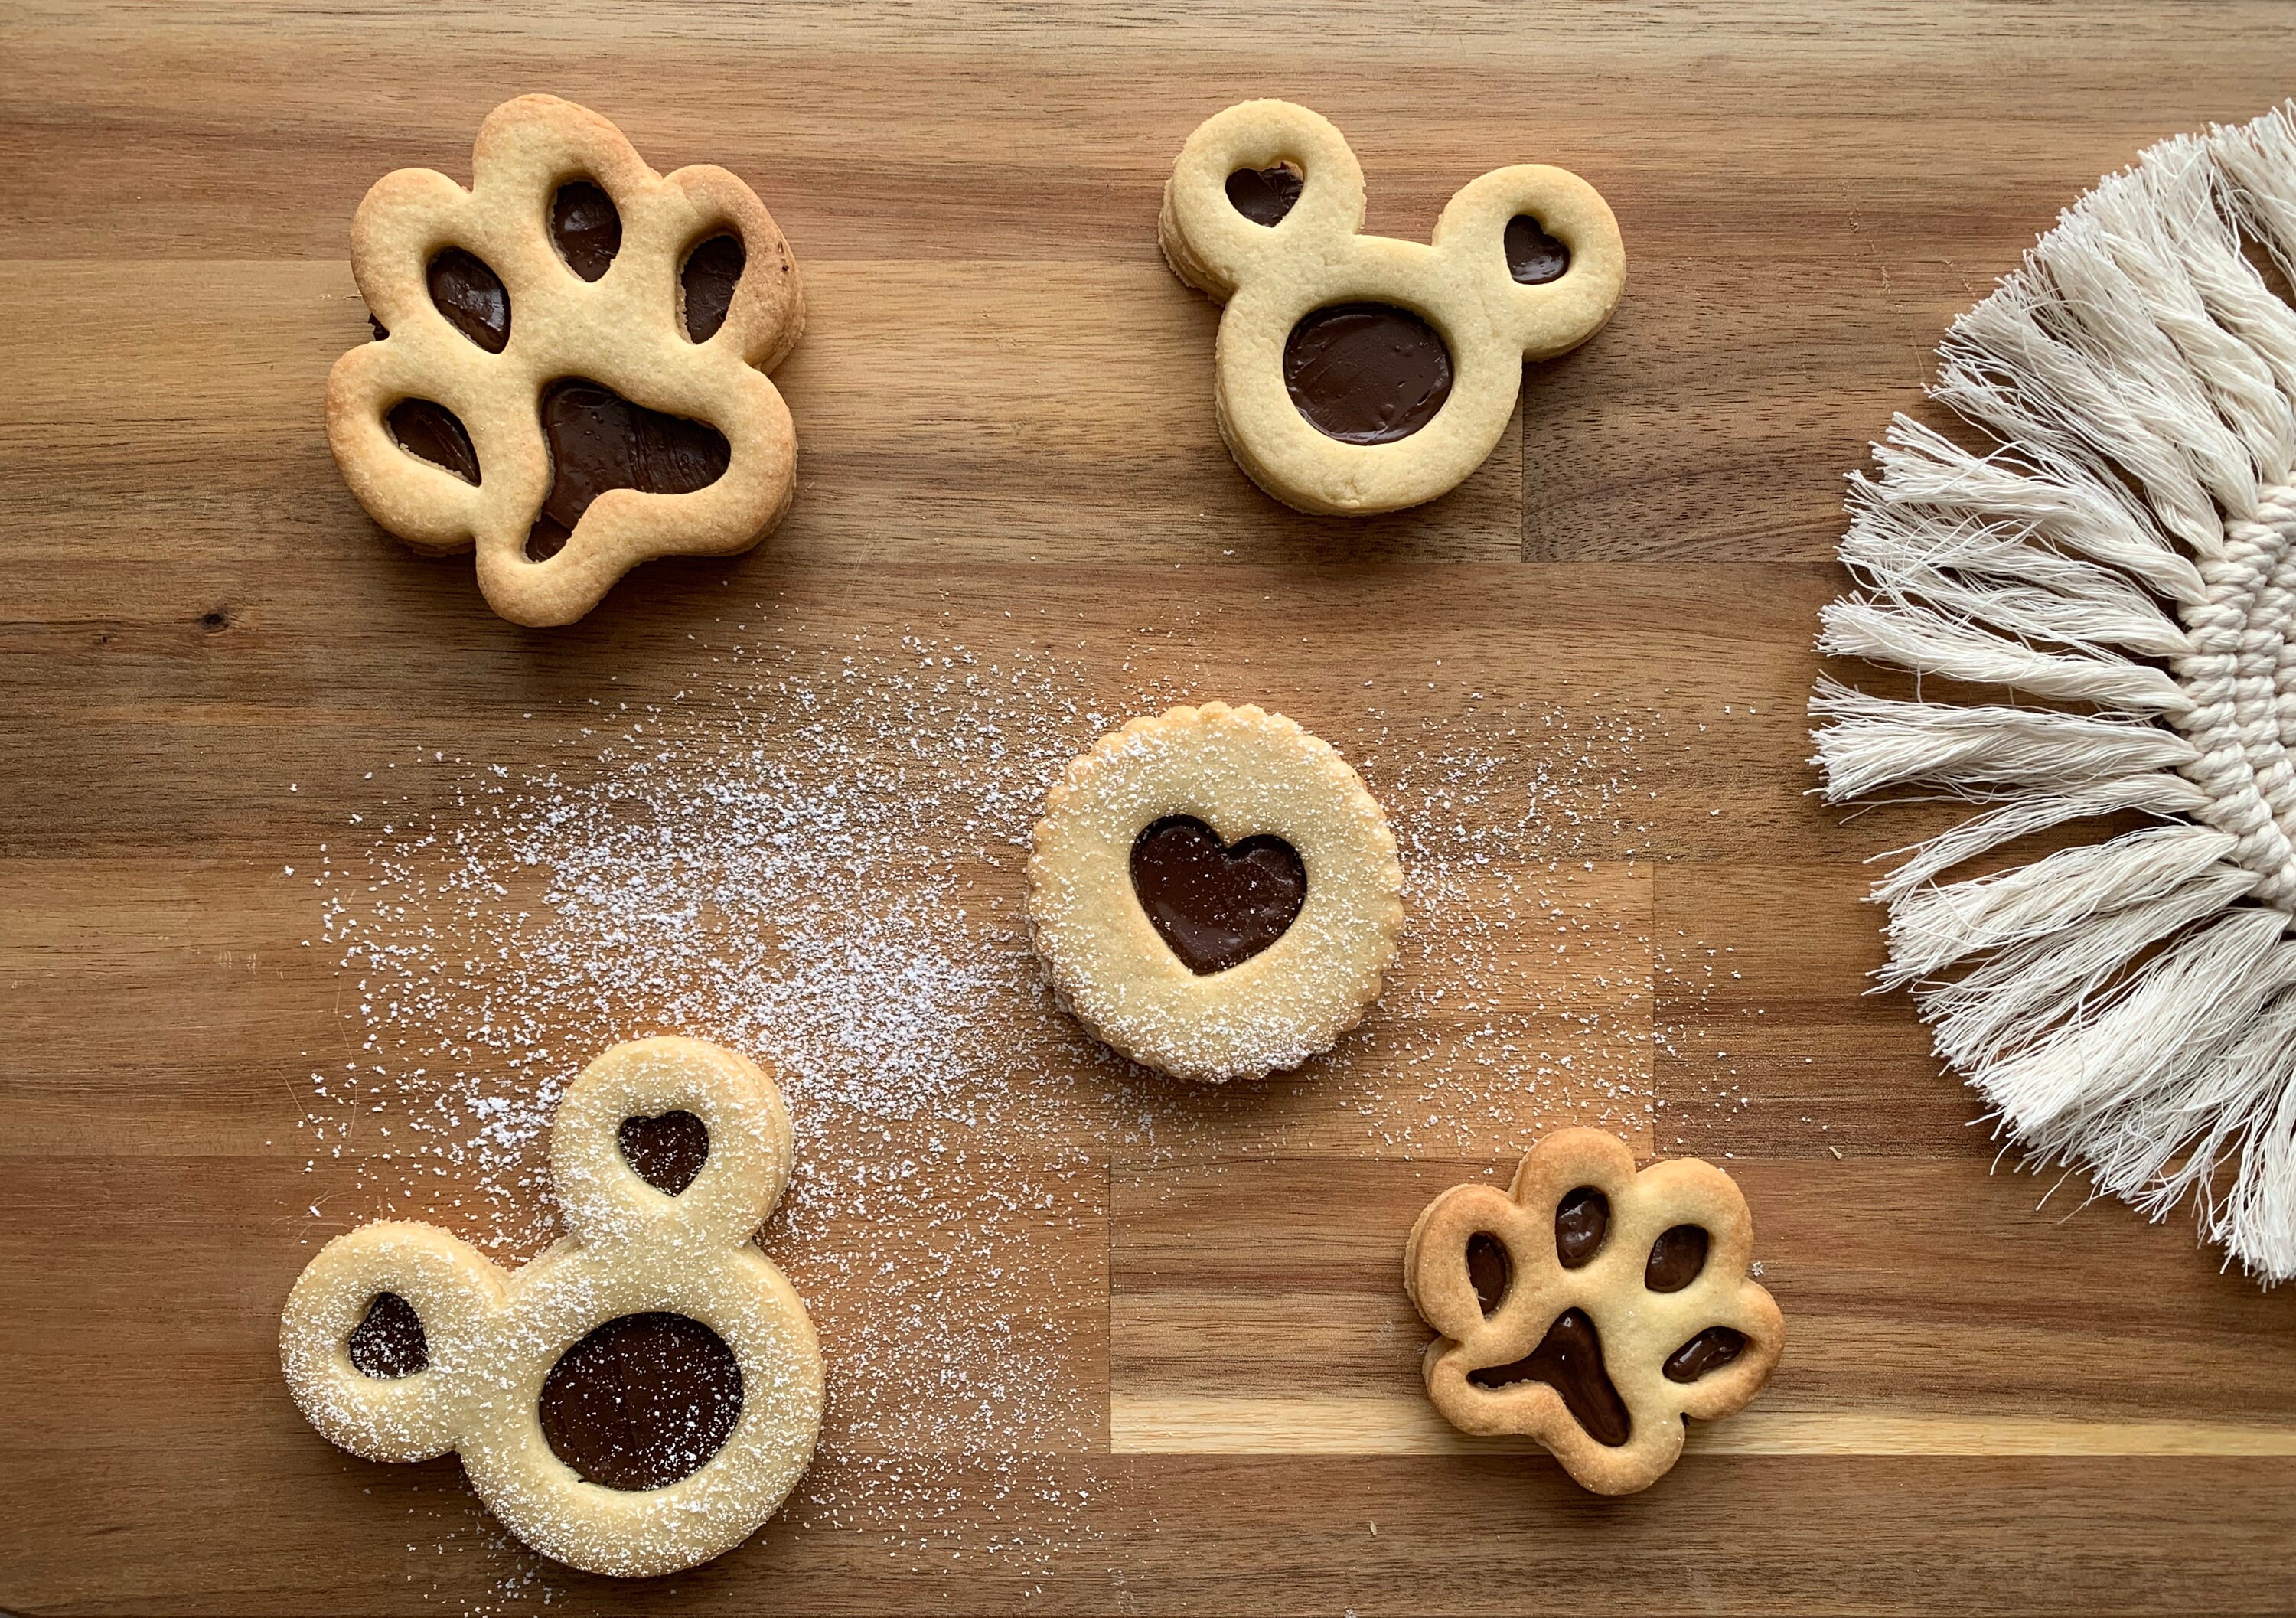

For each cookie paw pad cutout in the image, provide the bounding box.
[1027,702,1402,1081]
[325,94,804,626]
[1159,99,1625,517]
[279,1037,824,1577]
[1404,1127,1782,1494]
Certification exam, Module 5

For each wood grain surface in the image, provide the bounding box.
[6,3,2296,1613]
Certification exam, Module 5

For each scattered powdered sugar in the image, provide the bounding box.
[291,605,1717,1602]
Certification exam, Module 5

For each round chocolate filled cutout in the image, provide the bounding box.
[1283,303,1452,445]
[539,1312,742,1491]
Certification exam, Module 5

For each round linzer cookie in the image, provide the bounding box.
[1026,702,1403,1081]
[326,94,804,626]
[1160,99,1625,516]
[1404,1128,1783,1494]
[279,1036,825,1577]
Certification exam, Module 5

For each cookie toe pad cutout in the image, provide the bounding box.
[1159,99,1625,515]
[1027,702,1403,1082]
[279,1036,824,1577]
[324,94,805,626]
[1404,1128,1783,1495]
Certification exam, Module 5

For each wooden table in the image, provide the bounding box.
[7,3,2294,1612]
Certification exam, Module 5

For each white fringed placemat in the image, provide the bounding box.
[1812,102,2296,1284]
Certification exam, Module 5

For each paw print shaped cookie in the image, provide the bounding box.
[1027,703,1403,1081]
[279,1036,825,1577]
[1404,1128,1782,1494]
[325,95,804,626]
[1160,100,1625,516]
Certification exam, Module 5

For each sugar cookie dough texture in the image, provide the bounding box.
[279,1036,825,1577]
[326,93,804,625]
[1027,702,1404,1081]
[1160,99,1625,515]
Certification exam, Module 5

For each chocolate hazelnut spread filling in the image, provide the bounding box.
[426,247,510,352]
[1467,1307,1630,1447]
[1225,163,1303,226]
[1504,214,1570,285]
[618,1109,709,1196]
[1644,1225,1711,1293]
[1128,814,1308,974]
[387,399,481,484]
[680,234,746,343]
[1283,303,1453,444]
[1465,1231,1511,1315]
[347,1291,428,1379]
[1664,1326,1747,1384]
[550,181,621,281]
[538,1312,742,1491]
[524,379,731,562]
[1554,1186,1609,1267]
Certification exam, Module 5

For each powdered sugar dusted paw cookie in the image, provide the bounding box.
[1027,702,1403,1081]
[1160,99,1625,516]
[1404,1128,1782,1494]
[279,1036,824,1577]
[327,94,804,626]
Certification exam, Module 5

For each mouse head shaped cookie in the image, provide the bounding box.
[279,1036,825,1577]
[1405,1128,1782,1495]
[1160,99,1625,516]
[326,95,804,626]
[1027,702,1403,1082]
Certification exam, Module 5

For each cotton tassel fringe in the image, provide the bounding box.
[1811,102,2296,1283]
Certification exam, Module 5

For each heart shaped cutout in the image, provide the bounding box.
[617,1108,709,1196]
[1129,814,1306,975]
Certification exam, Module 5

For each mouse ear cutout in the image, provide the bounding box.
[279,1220,503,1463]
[1162,99,1367,302]
[549,1036,793,1251]
[1435,164,1626,360]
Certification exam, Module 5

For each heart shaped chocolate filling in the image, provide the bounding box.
[1129,814,1306,975]
[617,1107,709,1196]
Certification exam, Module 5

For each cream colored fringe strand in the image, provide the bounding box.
[1811,102,2296,1284]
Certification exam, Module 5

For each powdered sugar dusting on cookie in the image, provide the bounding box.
[293,600,1698,1599]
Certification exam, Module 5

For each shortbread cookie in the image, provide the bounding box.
[279,1037,825,1577]
[326,94,804,626]
[1159,99,1625,516]
[1027,702,1403,1081]
[1404,1128,1782,1494]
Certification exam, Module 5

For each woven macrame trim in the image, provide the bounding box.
[2177,487,2296,907]
[1812,102,2296,1284]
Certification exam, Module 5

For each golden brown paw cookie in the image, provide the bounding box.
[325,94,804,626]
[1160,99,1625,516]
[1404,1128,1782,1494]
[1026,702,1403,1081]
[279,1036,825,1577]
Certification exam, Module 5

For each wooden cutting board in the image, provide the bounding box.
[6,3,2294,1612]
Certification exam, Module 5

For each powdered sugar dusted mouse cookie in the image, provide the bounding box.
[1160,99,1624,516]
[279,1036,824,1577]
[1027,702,1402,1081]
[1404,1128,1782,1494]
[327,94,804,626]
